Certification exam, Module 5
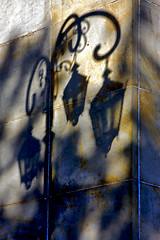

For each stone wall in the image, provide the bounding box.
[0,0,159,239]
[139,0,160,239]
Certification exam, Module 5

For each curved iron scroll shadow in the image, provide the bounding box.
[26,57,50,116]
[54,10,121,62]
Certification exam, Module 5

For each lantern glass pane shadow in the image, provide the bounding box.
[17,122,43,190]
[89,66,125,156]
[62,62,88,126]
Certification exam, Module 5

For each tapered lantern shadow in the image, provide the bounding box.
[62,63,88,126]
[17,123,43,190]
[89,65,126,155]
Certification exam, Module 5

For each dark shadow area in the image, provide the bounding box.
[51,181,132,240]
[51,131,87,240]
[52,131,83,193]
[99,183,132,240]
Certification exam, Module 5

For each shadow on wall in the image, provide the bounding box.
[89,62,127,156]
[0,9,132,240]
[0,30,50,239]
[1,4,158,239]
[50,10,132,240]
[62,62,88,126]
[17,122,42,190]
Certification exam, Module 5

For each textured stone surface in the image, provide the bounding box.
[132,0,139,86]
[0,113,46,206]
[140,0,160,93]
[51,87,134,193]
[132,180,139,240]
[140,90,160,185]
[140,183,160,240]
[0,28,50,124]
[0,0,157,239]
[146,0,160,6]
[52,0,116,25]
[52,182,132,240]
[0,0,51,44]
[0,199,46,240]
[51,0,132,26]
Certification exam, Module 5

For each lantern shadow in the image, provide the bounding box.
[62,62,88,126]
[17,121,43,190]
[18,56,50,191]
[89,66,126,156]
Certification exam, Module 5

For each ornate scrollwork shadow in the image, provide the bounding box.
[26,57,50,116]
[53,10,121,73]
[52,10,121,127]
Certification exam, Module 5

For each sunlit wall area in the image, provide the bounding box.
[0,0,159,239]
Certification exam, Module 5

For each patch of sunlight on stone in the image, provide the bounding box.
[4,199,38,221]
[106,157,128,181]
[0,0,49,44]
[79,222,99,240]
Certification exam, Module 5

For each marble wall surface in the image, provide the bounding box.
[0,0,159,239]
